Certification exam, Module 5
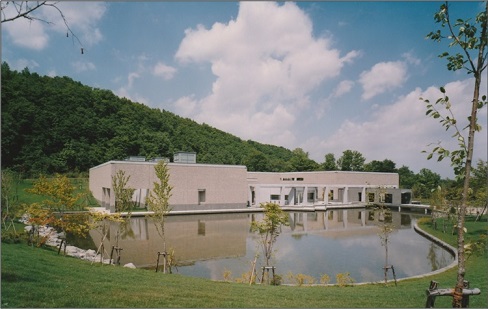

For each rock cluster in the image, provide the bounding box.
[23,222,135,268]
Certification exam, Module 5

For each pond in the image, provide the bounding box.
[87,208,454,284]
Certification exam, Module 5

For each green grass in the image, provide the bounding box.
[2,217,487,308]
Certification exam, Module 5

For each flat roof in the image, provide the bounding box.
[89,160,247,170]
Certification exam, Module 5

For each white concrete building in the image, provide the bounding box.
[89,156,410,213]
[247,171,408,207]
[89,160,248,212]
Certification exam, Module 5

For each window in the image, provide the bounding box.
[270,194,280,201]
[297,178,304,181]
[385,194,393,204]
[368,193,375,203]
[198,189,206,204]
[307,192,314,201]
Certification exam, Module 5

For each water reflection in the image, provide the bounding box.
[88,209,454,283]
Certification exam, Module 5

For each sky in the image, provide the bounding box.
[2,1,487,178]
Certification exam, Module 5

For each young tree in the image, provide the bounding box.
[251,202,289,282]
[26,174,90,249]
[112,170,135,213]
[111,170,136,263]
[1,170,20,233]
[423,2,487,306]
[146,161,173,273]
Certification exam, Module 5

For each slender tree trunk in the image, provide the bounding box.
[453,43,484,309]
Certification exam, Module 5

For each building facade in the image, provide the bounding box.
[247,171,409,207]
[89,158,411,213]
[89,160,249,212]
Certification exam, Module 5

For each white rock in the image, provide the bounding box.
[123,263,136,269]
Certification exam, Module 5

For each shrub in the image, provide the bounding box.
[320,273,331,285]
[336,272,355,287]
[1,229,27,244]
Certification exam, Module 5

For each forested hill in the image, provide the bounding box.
[1,62,304,176]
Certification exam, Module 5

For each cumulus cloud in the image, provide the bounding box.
[174,1,359,146]
[313,78,487,177]
[359,60,408,100]
[2,16,49,50]
[152,62,177,80]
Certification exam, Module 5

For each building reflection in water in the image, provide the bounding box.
[89,208,453,282]
[89,213,249,268]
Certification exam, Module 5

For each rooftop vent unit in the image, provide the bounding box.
[150,157,170,163]
[174,152,196,164]
[125,156,146,162]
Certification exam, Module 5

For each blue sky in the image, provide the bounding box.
[2,1,487,178]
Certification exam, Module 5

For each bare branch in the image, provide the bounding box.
[1,1,84,53]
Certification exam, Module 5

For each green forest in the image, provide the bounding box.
[2,62,486,201]
[1,62,299,175]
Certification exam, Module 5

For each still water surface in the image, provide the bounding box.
[88,209,454,283]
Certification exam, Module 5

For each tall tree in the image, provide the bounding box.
[337,150,365,171]
[412,168,442,199]
[397,165,416,189]
[322,153,337,171]
[289,148,319,172]
[364,159,397,173]
[423,2,487,306]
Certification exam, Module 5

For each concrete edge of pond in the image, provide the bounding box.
[114,203,367,217]
[332,223,458,287]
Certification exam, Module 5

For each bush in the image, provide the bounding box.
[1,229,28,244]
[336,272,355,287]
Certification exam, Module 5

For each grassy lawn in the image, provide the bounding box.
[2,216,487,308]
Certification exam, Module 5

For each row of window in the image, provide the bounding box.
[281,177,304,181]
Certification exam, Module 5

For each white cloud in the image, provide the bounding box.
[45,2,107,46]
[174,2,359,146]
[153,62,177,80]
[9,58,40,71]
[333,80,355,98]
[115,86,149,105]
[71,61,96,73]
[359,60,408,100]
[402,51,421,66]
[127,72,140,88]
[173,95,197,117]
[311,78,487,177]
[2,17,49,50]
